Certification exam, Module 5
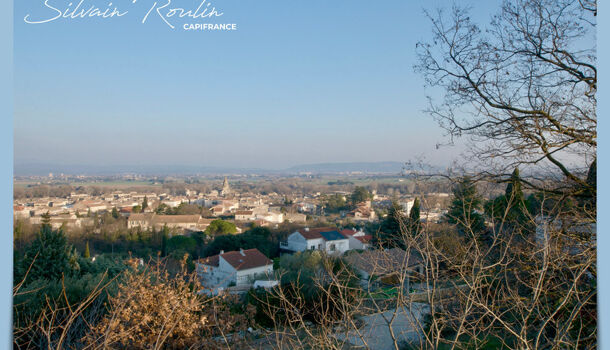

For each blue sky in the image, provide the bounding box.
[14,0,502,171]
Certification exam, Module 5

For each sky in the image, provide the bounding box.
[14,0,503,172]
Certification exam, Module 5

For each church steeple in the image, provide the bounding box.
[221,177,231,196]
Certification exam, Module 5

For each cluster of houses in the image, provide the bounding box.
[195,226,414,295]
[13,178,315,231]
[194,228,424,295]
[15,177,438,295]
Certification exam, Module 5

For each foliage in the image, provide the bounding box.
[204,231,279,259]
[350,186,372,205]
[161,227,169,257]
[166,235,198,257]
[205,219,238,236]
[323,193,348,213]
[446,177,485,235]
[83,257,253,349]
[252,251,361,326]
[377,200,406,248]
[13,254,128,348]
[16,223,80,285]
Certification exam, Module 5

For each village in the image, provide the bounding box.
[13,174,455,346]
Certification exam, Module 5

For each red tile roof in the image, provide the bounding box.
[221,248,272,271]
[200,254,220,267]
[200,248,272,271]
[340,229,358,236]
[355,235,373,243]
[297,227,336,240]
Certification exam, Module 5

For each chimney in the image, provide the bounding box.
[220,250,224,254]
[240,248,245,256]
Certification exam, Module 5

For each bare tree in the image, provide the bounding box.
[415,0,596,196]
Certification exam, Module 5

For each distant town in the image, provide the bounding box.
[13,172,452,290]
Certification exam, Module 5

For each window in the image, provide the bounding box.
[310,246,315,250]
[330,244,336,251]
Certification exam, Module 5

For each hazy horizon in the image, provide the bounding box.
[14,160,438,176]
[14,0,501,170]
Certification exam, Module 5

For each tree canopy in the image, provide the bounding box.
[350,186,372,205]
[205,219,237,236]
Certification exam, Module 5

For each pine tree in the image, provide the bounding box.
[17,224,79,283]
[446,176,485,235]
[111,207,119,219]
[84,241,91,259]
[142,196,148,212]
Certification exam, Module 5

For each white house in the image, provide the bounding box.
[255,211,284,224]
[161,199,183,208]
[235,210,255,221]
[280,227,350,255]
[196,248,274,289]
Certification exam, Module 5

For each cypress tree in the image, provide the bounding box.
[379,200,405,247]
[409,197,421,235]
[41,211,51,227]
[161,226,169,257]
[84,241,91,259]
[505,168,528,224]
[506,168,524,204]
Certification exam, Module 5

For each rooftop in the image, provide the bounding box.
[320,230,347,241]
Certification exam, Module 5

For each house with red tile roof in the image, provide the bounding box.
[340,229,373,250]
[196,248,274,289]
[346,203,377,222]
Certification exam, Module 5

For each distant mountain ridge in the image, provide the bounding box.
[285,162,407,174]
